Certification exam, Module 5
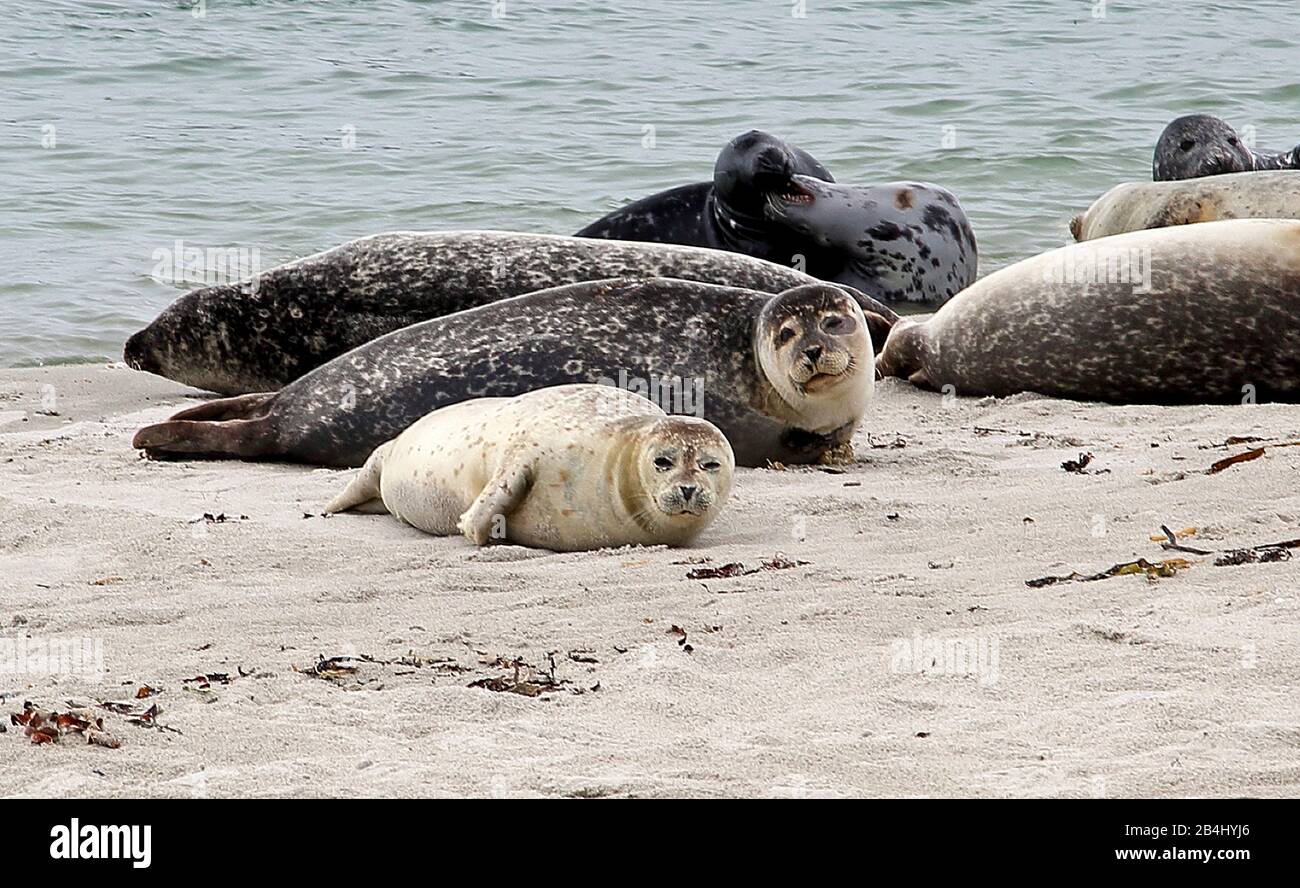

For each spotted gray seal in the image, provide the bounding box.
[1070,170,1300,241]
[325,384,735,551]
[765,175,978,304]
[133,278,876,467]
[123,231,897,395]
[877,219,1300,403]
[1153,114,1299,181]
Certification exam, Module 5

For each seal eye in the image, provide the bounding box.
[1228,136,1238,146]
[653,456,674,471]
[777,327,797,346]
[823,314,857,335]
[1179,139,1196,152]
[700,459,721,472]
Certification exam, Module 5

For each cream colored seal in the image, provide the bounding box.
[324,384,735,551]
[1070,170,1300,241]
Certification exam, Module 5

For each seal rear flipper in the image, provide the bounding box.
[166,392,276,422]
[908,368,936,390]
[1069,214,1084,242]
[325,444,391,514]
[456,461,533,546]
[132,417,270,459]
[855,311,895,355]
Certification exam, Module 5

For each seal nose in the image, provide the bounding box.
[804,345,823,365]
[679,484,697,503]
[123,330,159,373]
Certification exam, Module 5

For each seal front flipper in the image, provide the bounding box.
[456,460,534,546]
[325,443,393,515]
[132,391,276,459]
[777,421,857,465]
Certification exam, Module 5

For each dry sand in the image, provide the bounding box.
[1,363,1298,798]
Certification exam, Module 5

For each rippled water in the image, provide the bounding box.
[3,0,1298,366]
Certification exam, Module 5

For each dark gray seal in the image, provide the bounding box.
[1153,114,1299,181]
[877,219,1300,403]
[765,175,978,305]
[123,230,897,395]
[575,130,843,270]
[133,278,877,468]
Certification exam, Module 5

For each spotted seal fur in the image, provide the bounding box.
[878,219,1300,403]
[1153,114,1299,181]
[124,231,897,395]
[766,175,978,304]
[133,278,876,467]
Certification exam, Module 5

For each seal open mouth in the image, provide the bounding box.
[778,179,815,206]
[764,176,817,223]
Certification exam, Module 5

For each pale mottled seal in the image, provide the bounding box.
[1070,170,1300,241]
[1153,114,1298,181]
[575,130,837,267]
[325,384,735,551]
[124,231,897,396]
[133,278,876,467]
[765,175,978,305]
[878,219,1300,403]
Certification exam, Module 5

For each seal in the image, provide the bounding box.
[324,384,735,551]
[877,219,1300,404]
[1070,170,1300,241]
[575,129,843,270]
[1153,114,1299,181]
[132,278,876,468]
[765,174,978,304]
[123,230,897,395]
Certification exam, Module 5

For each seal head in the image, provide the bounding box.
[874,318,932,387]
[713,130,833,226]
[617,414,735,539]
[124,303,284,395]
[1154,114,1257,181]
[766,174,978,304]
[756,283,875,435]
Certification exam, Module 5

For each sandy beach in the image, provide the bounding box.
[1,362,1298,798]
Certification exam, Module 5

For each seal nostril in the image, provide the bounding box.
[123,331,157,372]
[805,345,823,364]
[679,485,697,502]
